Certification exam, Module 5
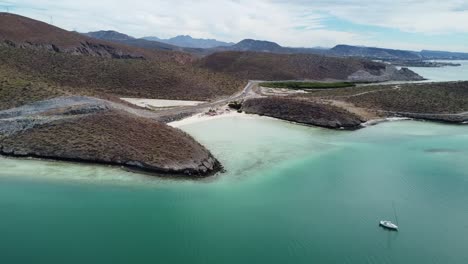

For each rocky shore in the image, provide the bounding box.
[0,96,222,178]
[238,81,468,129]
[242,97,365,129]
[383,111,468,124]
[347,66,425,82]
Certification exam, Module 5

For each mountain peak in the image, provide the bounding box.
[85,30,134,41]
[143,35,233,49]
[231,39,283,52]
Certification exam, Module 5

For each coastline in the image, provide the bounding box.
[168,110,272,128]
[169,107,421,130]
[1,113,463,185]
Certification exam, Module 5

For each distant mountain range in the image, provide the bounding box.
[216,41,468,60]
[329,45,421,60]
[84,30,468,60]
[84,30,202,54]
[143,35,234,49]
[328,45,468,60]
[420,50,468,60]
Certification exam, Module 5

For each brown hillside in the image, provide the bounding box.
[0,47,244,109]
[0,12,194,63]
[198,51,390,80]
[0,12,91,48]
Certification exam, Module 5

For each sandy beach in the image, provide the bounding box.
[168,110,250,128]
[168,110,292,128]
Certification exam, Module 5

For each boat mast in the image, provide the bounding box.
[392,201,399,226]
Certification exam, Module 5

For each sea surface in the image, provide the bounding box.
[1,117,468,264]
[408,60,468,82]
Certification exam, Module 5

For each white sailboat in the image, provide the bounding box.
[379,201,399,231]
[379,220,398,231]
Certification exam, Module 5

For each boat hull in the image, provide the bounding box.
[379,221,398,231]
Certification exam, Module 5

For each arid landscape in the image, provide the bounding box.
[2,2,468,264]
[0,12,467,177]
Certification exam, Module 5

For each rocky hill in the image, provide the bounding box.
[84,30,135,42]
[0,14,244,106]
[0,97,221,177]
[212,39,326,55]
[225,39,284,52]
[0,13,159,60]
[0,13,243,178]
[198,51,424,82]
[0,46,244,108]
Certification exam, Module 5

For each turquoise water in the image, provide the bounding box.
[408,60,468,82]
[1,117,468,264]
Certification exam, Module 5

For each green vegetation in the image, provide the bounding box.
[261,81,356,90]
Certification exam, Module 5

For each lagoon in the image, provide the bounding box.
[1,117,467,264]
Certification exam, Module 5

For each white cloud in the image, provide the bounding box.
[3,0,363,47]
[3,0,468,51]
[283,0,468,34]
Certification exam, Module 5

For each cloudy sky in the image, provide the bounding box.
[2,0,468,51]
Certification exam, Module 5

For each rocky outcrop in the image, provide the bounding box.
[384,111,468,124]
[1,39,145,59]
[242,97,365,129]
[347,66,425,82]
[0,97,222,178]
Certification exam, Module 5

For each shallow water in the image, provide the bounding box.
[408,60,468,82]
[1,117,468,264]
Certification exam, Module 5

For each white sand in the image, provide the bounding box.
[121,98,204,108]
[168,111,271,128]
[362,117,412,127]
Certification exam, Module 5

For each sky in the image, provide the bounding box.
[1,0,468,52]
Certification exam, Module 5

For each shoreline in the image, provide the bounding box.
[1,115,463,185]
[168,107,424,130]
[168,110,273,128]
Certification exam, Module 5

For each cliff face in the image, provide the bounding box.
[0,97,221,177]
